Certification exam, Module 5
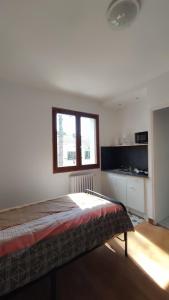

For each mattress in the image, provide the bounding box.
[0,192,133,296]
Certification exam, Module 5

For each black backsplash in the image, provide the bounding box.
[101,146,148,171]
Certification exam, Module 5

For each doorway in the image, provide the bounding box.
[153,107,169,229]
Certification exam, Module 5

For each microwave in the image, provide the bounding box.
[135,131,148,144]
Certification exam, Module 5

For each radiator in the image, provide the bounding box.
[69,173,95,193]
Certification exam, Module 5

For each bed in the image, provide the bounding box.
[0,190,133,299]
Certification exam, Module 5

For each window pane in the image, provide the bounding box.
[81,117,97,165]
[57,114,76,167]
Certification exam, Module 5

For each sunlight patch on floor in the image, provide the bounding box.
[116,230,169,290]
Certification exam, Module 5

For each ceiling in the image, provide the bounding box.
[0,0,169,104]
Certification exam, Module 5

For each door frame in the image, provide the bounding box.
[151,103,169,223]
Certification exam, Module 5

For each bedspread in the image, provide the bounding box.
[0,192,133,296]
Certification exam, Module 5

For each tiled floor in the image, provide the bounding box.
[159,216,169,229]
[128,212,145,227]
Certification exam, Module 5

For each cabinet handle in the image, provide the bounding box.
[129,186,135,190]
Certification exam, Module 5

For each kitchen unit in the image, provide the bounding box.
[101,171,146,215]
[101,144,148,216]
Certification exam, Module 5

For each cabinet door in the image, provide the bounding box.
[101,172,127,205]
[111,174,127,206]
[101,172,114,198]
[126,177,145,212]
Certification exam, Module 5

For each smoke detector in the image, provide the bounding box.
[107,0,141,29]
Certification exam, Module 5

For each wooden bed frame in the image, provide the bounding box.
[0,190,129,300]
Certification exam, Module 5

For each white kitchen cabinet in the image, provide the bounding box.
[126,177,145,213]
[101,172,126,205]
[110,174,127,206]
[101,172,145,213]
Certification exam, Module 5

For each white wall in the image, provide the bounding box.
[114,101,149,144]
[2,70,169,217]
[0,81,118,209]
[113,70,169,220]
[113,100,152,218]
[154,108,169,222]
[147,72,169,221]
[148,71,169,110]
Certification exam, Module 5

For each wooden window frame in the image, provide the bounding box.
[52,107,100,173]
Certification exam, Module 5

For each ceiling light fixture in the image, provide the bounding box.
[107,0,141,29]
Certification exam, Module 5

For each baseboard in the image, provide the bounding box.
[148,218,156,225]
[127,207,146,219]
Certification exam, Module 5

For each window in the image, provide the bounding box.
[52,107,100,173]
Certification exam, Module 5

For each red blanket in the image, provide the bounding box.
[0,193,122,257]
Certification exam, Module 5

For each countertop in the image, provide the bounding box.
[102,169,148,178]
